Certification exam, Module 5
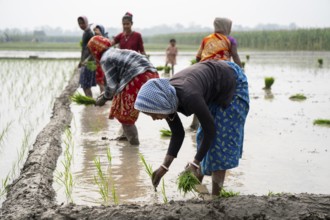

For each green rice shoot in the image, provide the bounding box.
[139,153,153,178]
[160,129,172,137]
[313,119,330,126]
[71,92,96,105]
[177,170,200,196]
[289,93,307,100]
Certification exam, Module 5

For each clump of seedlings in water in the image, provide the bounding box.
[177,170,200,196]
[289,93,307,101]
[160,128,172,137]
[318,58,323,66]
[313,119,330,126]
[55,127,75,203]
[241,61,245,68]
[246,54,250,61]
[93,146,118,205]
[164,66,171,74]
[71,92,96,105]
[218,188,240,198]
[264,77,275,90]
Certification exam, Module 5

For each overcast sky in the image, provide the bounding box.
[1,0,330,31]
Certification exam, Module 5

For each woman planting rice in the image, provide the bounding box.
[134,60,249,197]
[87,36,159,145]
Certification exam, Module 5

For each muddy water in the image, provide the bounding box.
[52,51,330,206]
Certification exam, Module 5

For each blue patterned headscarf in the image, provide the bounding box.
[134,78,178,114]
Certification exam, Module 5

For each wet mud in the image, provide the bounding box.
[0,69,329,220]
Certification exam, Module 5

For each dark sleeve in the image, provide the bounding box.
[166,113,185,157]
[137,33,145,54]
[189,96,216,162]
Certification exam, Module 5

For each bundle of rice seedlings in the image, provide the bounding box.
[289,93,307,101]
[264,77,275,90]
[160,129,172,137]
[156,66,164,71]
[86,61,97,71]
[71,93,96,105]
[177,170,200,196]
[313,119,330,126]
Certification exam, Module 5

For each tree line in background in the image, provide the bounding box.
[0,28,329,51]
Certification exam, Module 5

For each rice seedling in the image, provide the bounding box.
[71,92,96,105]
[160,129,172,137]
[264,77,275,90]
[112,184,119,205]
[0,121,12,148]
[267,191,284,196]
[0,174,10,198]
[218,188,240,198]
[93,157,110,205]
[161,178,168,204]
[241,61,245,68]
[164,66,171,73]
[318,58,323,66]
[139,153,153,178]
[246,55,250,61]
[190,58,197,65]
[177,170,200,196]
[106,146,112,165]
[156,66,164,71]
[55,126,75,203]
[289,93,307,101]
[313,119,330,126]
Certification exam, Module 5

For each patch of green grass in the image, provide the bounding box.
[313,119,330,126]
[177,170,200,196]
[289,93,307,100]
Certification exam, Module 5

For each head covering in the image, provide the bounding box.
[213,17,232,35]
[122,12,133,23]
[95,24,109,38]
[87,36,112,62]
[134,78,178,114]
[78,16,89,30]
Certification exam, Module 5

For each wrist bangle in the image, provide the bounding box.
[161,164,169,171]
[189,162,200,169]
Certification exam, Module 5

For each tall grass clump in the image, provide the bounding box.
[264,77,275,90]
[55,127,75,203]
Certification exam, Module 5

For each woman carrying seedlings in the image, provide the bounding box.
[87,36,159,145]
[78,16,96,97]
[134,60,249,196]
[111,12,146,55]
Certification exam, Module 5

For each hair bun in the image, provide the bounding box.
[125,12,133,17]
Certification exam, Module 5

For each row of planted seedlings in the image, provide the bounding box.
[0,59,77,204]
